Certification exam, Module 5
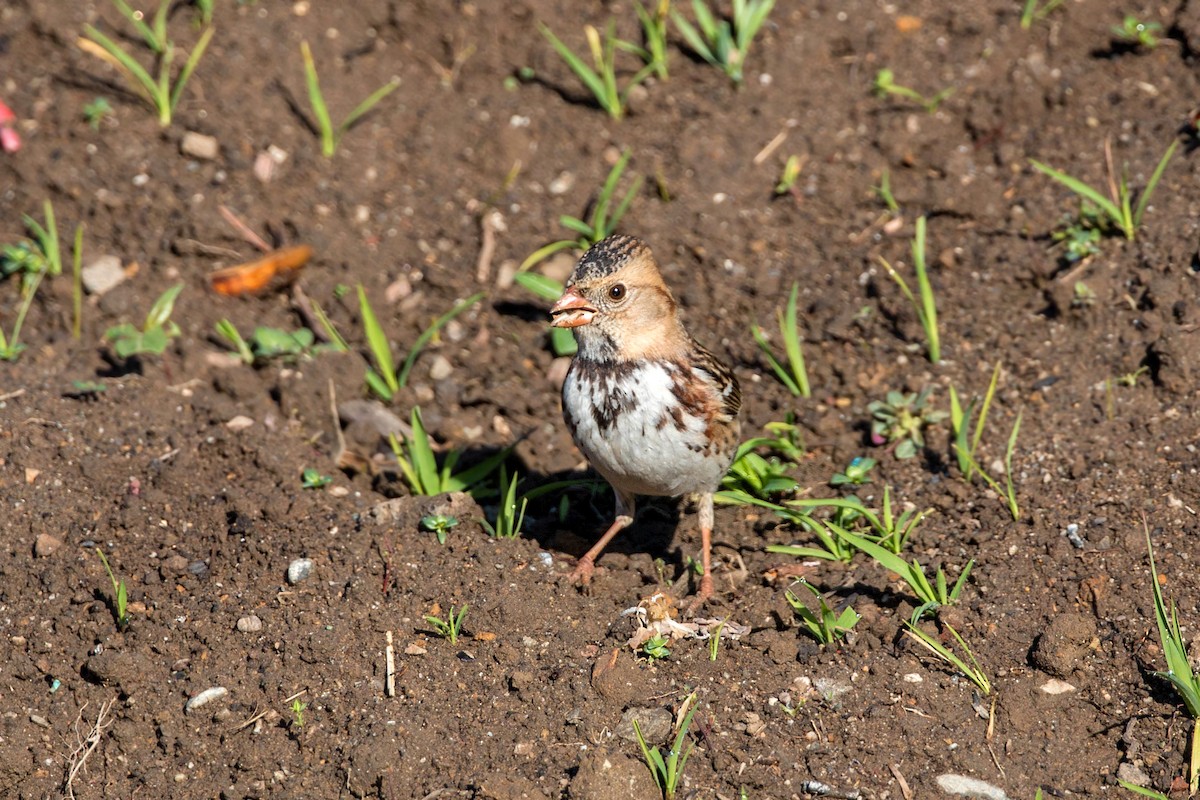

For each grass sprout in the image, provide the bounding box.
[1112,15,1162,48]
[787,580,860,644]
[708,619,726,661]
[1030,137,1178,240]
[624,0,671,80]
[424,604,468,644]
[80,14,214,127]
[1117,781,1169,799]
[300,41,400,157]
[672,0,776,84]
[95,547,130,630]
[949,361,1002,481]
[519,148,642,271]
[1146,522,1200,794]
[634,692,699,800]
[512,271,578,357]
[751,281,809,397]
[539,20,654,119]
[389,406,509,497]
[481,467,529,539]
[904,619,990,694]
[873,68,953,113]
[774,154,802,195]
[875,168,900,214]
[1020,0,1065,29]
[878,215,940,362]
[358,287,484,401]
[0,264,46,362]
[104,283,183,359]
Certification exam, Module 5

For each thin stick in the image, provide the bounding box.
[753,130,788,164]
[218,205,271,252]
[385,630,396,697]
[476,209,501,284]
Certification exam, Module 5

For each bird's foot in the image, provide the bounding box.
[568,556,596,588]
[684,573,716,615]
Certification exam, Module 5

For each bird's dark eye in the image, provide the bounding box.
[608,284,626,301]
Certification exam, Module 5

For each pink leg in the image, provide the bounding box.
[570,492,636,586]
[688,493,716,610]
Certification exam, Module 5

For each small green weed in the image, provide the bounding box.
[519,148,642,272]
[633,692,698,800]
[1020,0,1065,29]
[1116,781,1169,799]
[672,0,776,84]
[879,216,940,363]
[831,457,876,487]
[301,468,331,489]
[626,0,671,80]
[424,603,468,644]
[104,283,183,359]
[872,68,953,113]
[358,287,484,401]
[1112,15,1161,48]
[787,581,860,644]
[300,41,400,156]
[905,619,990,694]
[874,168,900,215]
[708,619,726,661]
[538,20,654,120]
[80,2,214,127]
[949,362,1002,482]
[83,97,114,129]
[751,281,809,397]
[481,468,529,539]
[1030,138,1178,241]
[419,514,460,545]
[869,387,948,459]
[1050,205,1104,264]
[289,697,307,727]
[95,547,130,630]
[774,155,802,195]
[641,635,671,660]
[1145,522,1200,794]
[0,266,46,362]
[389,406,509,497]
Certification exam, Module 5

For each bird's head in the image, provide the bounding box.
[549,235,684,360]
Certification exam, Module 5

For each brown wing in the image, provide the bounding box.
[690,339,742,420]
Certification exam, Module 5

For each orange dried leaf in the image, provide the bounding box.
[209,245,313,296]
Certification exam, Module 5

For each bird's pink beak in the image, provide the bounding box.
[549,287,596,328]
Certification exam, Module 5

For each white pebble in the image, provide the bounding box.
[185,686,228,713]
[287,558,314,584]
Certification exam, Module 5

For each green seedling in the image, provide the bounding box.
[301,468,331,489]
[718,420,804,504]
[390,406,510,497]
[1146,523,1200,794]
[253,327,316,360]
[104,283,183,359]
[787,581,860,644]
[1072,280,1097,308]
[1117,365,1149,387]
[193,0,214,26]
[3,201,71,294]
[869,387,948,459]
[1020,0,1065,29]
[831,457,876,487]
[419,514,460,545]
[1116,781,1169,799]
[80,8,214,127]
[539,20,654,120]
[904,619,990,694]
[830,521,972,621]
[641,635,671,660]
[751,281,809,397]
[519,148,642,272]
[949,361,1002,482]
[481,467,529,539]
[1112,15,1161,48]
[708,619,726,661]
[872,68,953,113]
[289,698,307,727]
[215,319,254,364]
[512,272,578,357]
[672,0,776,84]
[83,97,114,129]
[68,380,109,398]
[424,603,468,644]
[871,484,930,555]
[774,155,802,195]
[95,548,129,630]
[358,287,484,401]
[0,265,46,362]
[300,41,400,157]
[1051,204,1105,264]
[1030,138,1178,241]
[767,514,855,564]
[879,216,940,363]
[954,409,1023,521]
[875,168,900,215]
[634,692,698,800]
[623,0,672,80]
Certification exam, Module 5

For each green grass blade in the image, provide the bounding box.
[605,176,643,238]
[356,284,399,396]
[1003,413,1022,520]
[751,325,801,395]
[113,0,164,51]
[301,41,336,156]
[911,216,939,362]
[513,272,564,302]
[972,361,1002,459]
[445,447,511,494]
[1029,159,1123,225]
[781,282,809,397]
[83,25,160,106]
[559,216,595,238]
[671,12,716,64]
[145,283,183,330]
[406,408,440,495]
[339,78,401,138]
[692,0,719,39]
[168,25,214,118]
[592,149,632,234]
[396,292,484,388]
[310,298,349,351]
[518,240,576,272]
[538,23,608,109]
[1132,139,1179,230]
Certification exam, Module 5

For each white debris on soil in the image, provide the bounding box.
[185,686,228,713]
[936,774,1009,799]
[620,593,750,651]
[81,254,126,295]
[287,558,314,584]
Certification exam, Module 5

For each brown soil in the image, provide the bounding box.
[3,1,1200,798]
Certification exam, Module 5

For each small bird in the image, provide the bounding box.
[549,235,741,605]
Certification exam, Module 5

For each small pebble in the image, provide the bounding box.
[180,131,219,160]
[185,686,228,713]
[287,558,314,584]
[81,255,126,296]
[225,415,254,431]
[936,775,1009,800]
[428,355,453,381]
[405,642,427,655]
[236,615,263,633]
[34,533,63,557]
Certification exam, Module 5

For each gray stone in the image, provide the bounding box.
[81,255,126,295]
